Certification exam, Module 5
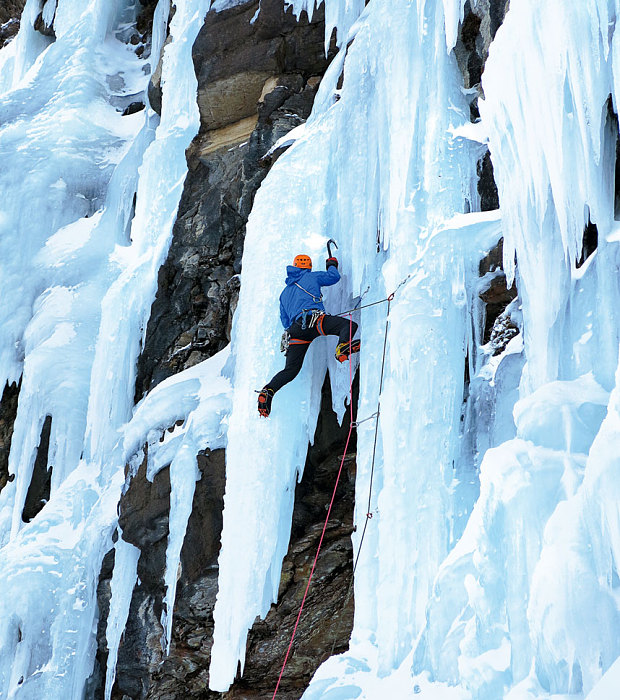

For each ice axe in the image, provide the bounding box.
[326,238,338,258]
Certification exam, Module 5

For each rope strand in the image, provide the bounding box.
[272,313,355,699]
[341,296,391,612]
[273,281,399,690]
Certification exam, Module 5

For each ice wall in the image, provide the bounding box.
[209,0,498,690]
[213,0,620,698]
[406,0,620,698]
[417,1,620,696]
[1,0,620,697]
[0,0,229,697]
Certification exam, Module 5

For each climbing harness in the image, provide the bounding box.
[289,308,325,333]
[300,308,323,330]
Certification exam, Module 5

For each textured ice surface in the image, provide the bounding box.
[1,0,620,697]
[0,0,154,543]
[413,0,620,697]
[212,0,620,697]
[585,656,620,700]
[210,0,491,690]
[0,0,228,698]
[302,642,471,700]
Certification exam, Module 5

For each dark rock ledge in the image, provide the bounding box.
[0,0,25,46]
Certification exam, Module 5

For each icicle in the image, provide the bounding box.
[160,443,200,653]
[284,0,366,52]
[104,538,140,700]
[0,0,54,93]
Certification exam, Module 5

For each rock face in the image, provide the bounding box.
[457,0,512,353]
[454,0,511,91]
[21,415,53,522]
[98,380,355,699]
[0,0,25,46]
[478,239,518,351]
[1,394,53,520]
[135,0,335,397]
[0,381,19,494]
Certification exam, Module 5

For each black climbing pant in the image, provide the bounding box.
[267,314,358,393]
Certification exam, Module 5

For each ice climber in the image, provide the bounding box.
[257,253,360,417]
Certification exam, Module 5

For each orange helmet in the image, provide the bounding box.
[293,254,312,269]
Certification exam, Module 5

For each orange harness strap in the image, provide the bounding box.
[317,314,326,336]
[288,338,312,345]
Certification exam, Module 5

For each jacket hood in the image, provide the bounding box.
[284,265,310,285]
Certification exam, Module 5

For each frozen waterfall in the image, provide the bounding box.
[212,0,620,697]
[0,0,619,698]
[0,0,226,697]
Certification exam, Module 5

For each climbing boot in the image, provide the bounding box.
[335,339,361,363]
[257,386,275,417]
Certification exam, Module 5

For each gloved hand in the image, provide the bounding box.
[326,257,339,270]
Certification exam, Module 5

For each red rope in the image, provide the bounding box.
[272,314,355,699]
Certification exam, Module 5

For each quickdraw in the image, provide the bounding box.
[280,330,290,353]
[295,308,323,330]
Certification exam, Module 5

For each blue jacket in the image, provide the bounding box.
[279,266,340,329]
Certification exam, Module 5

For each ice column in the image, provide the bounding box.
[480,0,620,389]
[210,0,482,689]
[0,0,216,696]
